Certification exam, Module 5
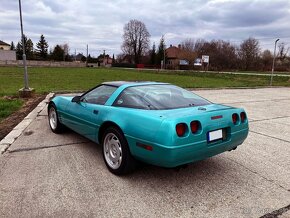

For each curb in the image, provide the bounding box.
[0,93,54,154]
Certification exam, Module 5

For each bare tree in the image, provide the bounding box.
[179,38,196,65]
[192,39,238,70]
[238,37,260,70]
[261,49,273,71]
[181,38,195,52]
[121,19,150,64]
[277,42,289,60]
[193,38,207,56]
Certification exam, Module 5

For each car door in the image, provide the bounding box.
[66,85,117,141]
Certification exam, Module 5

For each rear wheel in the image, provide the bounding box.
[102,127,136,175]
[48,104,65,133]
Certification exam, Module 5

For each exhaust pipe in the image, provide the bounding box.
[228,147,237,152]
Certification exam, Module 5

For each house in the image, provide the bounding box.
[73,53,85,62]
[165,44,196,70]
[0,40,11,50]
[97,55,113,66]
[0,40,16,61]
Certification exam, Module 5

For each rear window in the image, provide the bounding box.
[113,84,210,110]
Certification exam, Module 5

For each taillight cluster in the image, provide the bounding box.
[232,112,247,124]
[176,123,187,137]
[176,121,200,137]
[190,121,199,133]
[240,112,246,122]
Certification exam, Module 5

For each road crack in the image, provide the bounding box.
[220,98,290,104]
[250,115,290,123]
[249,130,290,144]
[225,156,289,192]
[259,204,290,218]
[8,141,90,153]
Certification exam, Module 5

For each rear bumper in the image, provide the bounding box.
[127,128,248,168]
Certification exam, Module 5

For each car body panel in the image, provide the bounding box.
[49,82,249,168]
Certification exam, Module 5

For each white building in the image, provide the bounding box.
[0,40,16,61]
[0,40,11,50]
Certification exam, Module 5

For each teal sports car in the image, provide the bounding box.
[48,81,249,175]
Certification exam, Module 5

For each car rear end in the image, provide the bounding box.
[134,104,249,167]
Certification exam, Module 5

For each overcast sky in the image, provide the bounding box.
[1,0,290,57]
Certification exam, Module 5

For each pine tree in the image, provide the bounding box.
[16,42,22,60]
[51,45,64,61]
[36,34,49,60]
[26,38,34,60]
[15,35,34,60]
[156,36,165,65]
[10,41,15,50]
[112,54,115,64]
[150,43,156,65]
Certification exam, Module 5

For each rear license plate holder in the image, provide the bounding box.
[207,129,223,142]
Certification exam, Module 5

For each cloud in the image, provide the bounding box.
[0,0,290,56]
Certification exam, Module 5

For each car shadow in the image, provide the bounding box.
[65,129,233,187]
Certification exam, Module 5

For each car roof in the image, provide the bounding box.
[102,81,168,87]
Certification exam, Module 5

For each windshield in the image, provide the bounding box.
[113,84,211,110]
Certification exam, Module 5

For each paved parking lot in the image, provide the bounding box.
[0,88,289,218]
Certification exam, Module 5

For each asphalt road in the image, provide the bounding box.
[0,88,289,218]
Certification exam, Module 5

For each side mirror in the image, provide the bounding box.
[72,96,81,103]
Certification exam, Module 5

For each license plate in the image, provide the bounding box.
[208,129,223,142]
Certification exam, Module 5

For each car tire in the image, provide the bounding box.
[102,127,137,175]
[48,104,65,134]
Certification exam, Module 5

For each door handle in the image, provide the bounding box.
[93,110,99,115]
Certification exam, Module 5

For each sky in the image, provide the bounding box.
[1,0,290,57]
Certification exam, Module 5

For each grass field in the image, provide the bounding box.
[1,66,289,96]
[0,98,23,122]
[221,70,290,75]
[0,66,289,121]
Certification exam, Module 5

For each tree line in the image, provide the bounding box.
[11,34,115,64]
[10,20,290,71]
[178,37,290,71]
[11,34,72,61]
[120,19,290,71]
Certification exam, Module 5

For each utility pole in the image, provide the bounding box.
[103,50,106,66]
[163,44,166,70]
[162,34,167,70]
[86,44,88,67]
[270,38,280,86]
[18,0,34,97]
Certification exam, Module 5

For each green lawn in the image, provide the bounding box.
[0,66,289,121]
[221,70,290,75]
[0,66,289,97]
[0,98,23,122]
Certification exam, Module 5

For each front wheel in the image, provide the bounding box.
[48,104,65,133]
[102,127,136,175]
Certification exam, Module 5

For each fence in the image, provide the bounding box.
[0,60,86,67]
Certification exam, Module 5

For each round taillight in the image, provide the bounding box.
[232,113,238,124]
[240,112,246,122]
[190,121,199,133]
[176,123,187,137]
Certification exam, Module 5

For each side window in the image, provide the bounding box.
[113,89,151,109]
[113,90,145,109]
[113,90,138,108]
[82,85,117,105]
